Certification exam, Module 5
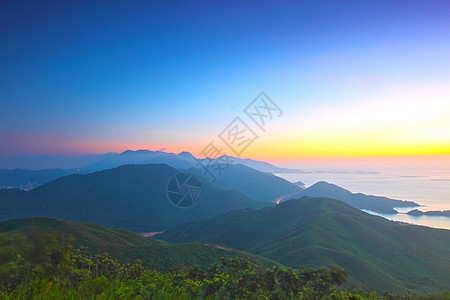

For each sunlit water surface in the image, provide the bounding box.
[276,169,450,230]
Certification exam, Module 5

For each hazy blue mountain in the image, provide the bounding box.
[0,155,303,205]
[0,151,198,189]
[297,181,419,213]
[83,150,168,170]
[190,164,303,202]
[211,155,290,173]
[144,153,196,169]
[0,168,89,190]
[0,153,115,170]
[158,196,450,293]
[177,151,198,162]
[83,150,300,173]
[0,164,267,232]
[0,150,306,189]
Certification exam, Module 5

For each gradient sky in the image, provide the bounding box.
[1,1,449,163]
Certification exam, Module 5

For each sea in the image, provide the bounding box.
[275,169,450,230]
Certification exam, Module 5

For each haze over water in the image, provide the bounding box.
[276,167,450,230]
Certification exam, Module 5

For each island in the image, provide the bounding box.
[406,209,450,217]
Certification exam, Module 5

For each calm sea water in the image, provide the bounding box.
[276,169,450,230]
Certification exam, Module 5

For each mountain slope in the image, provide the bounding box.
[158,196,450,293]
[144,154,196,169]
[190,164,302,202]
[0,168,87,189]
[0,151,301,191]
[0,164,267,232]
[83,150,170,170]
[211,155,288,173]
[298,181,419,213]
[0,217,280,271]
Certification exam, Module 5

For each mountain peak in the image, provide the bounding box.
[177,151,197,161]
[307,181,351,194]
[120,150,153,155]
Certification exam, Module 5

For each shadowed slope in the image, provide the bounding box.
[158,196,450,293]
[0,164,267,232]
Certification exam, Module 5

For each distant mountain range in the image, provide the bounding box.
[0,150,295,189]
[83,150,298,173]
[83,150,197,170]
[158,196,450,293]
[0,150,378,192]
[0,217,279,271]
[0,156,418,215]
[0,164,271,232]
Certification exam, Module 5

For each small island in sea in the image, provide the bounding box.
[406,209,450,217]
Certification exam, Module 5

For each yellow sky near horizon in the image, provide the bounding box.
[237,83,450,159]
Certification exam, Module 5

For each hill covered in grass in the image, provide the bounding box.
[0,217,280,271]
[0,164,268,232]
[158,196,450,293]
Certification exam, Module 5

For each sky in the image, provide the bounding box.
[1,0,449,168]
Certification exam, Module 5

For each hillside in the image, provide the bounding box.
[0,168,87,189]
[0,217,280,271]
[158,196,450,293]
[298,181,419,213]
[190,163,302,202]
[0,164,267,232]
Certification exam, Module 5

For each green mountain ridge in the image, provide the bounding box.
[0,217,281,271]
[158,196,450,293]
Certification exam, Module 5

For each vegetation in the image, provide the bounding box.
[0,217,279,271]
[1,233,448,299]
[159,197,450,293]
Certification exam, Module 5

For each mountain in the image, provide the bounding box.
[143,153,196,169]
[0,153,115,170]
[0,168,88,190]
[158,196,450,293]
[84,150,300,173]
[298,181,419,213]
[0,164,267,232]
[177,151,197,161]
[83,150,170,170]
[0,150,303,190]
[0,217,280,271]
[211,155,290,173]
[190,164,303,202]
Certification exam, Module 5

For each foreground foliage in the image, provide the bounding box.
[0,234,449,299]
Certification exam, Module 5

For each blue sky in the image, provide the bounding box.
[1,0,449,160]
